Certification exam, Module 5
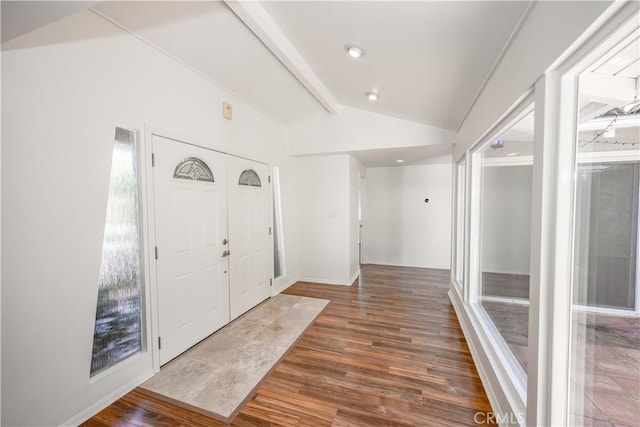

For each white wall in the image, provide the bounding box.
[296,154,353,285]
[364,164,452,270]
[481,165,532,275]
[1,10,298,426]
[288,106,456,156]
[454,0,612,160]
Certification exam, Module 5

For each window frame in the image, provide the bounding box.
[452,156,467,294]
[89,126,151,383]
[465,97,536,414]
[526,5,640,425]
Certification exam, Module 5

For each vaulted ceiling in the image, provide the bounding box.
[261,1,530,130]
[3,0,544,165]
[6,1,636,166]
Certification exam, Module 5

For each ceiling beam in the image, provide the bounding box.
[225,0,340,115]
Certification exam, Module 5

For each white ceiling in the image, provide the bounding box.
[93,1,325,124]
[261,1,531,130]
[1,1,100,42]
[3,0,538,165]
[93,1,532,131]
[351,144,452,168]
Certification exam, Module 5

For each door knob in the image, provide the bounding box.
[222,250,230,257]
[222,238,228,245]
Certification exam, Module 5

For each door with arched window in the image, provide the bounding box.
[152,135,230,365]
[227,156,272,320]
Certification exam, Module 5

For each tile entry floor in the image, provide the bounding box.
[140,293,328,422]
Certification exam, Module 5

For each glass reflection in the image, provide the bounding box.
[478,109,534,374]
[569,62,640,425]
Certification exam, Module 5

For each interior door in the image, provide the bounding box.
[152,135,230,365]
[227,156,271,320]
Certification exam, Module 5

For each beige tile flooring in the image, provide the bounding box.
[140,293,328,422]
[483,299,639,427]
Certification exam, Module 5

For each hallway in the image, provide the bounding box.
[86,265,494,426]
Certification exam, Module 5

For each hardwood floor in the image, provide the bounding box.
[83,265,495,426]
[482,272,529,300]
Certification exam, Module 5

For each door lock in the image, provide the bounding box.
[222,250,230,257]
[222,238,228,245]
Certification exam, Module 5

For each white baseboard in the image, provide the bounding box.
[272,277,297,295]
[483,296,530,306]
[297,273,357,286]
[449,290,503,415]
[363,261,450,271]
[483,270,530,276]
[61,369,154,426]
[348,271,360,286]
[448,287,525,427]
[572,303,640,317]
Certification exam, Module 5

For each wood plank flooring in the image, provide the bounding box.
[83,265,495,426]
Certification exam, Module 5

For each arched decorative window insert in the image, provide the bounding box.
[173,157,214,182]
[238,169,261,187]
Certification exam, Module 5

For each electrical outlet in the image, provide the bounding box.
[223,102,233,120]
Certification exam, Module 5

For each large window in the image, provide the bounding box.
[472,107,534,381]
[91,127,143,375]
[569,27,640,427]
[449,7,640,427]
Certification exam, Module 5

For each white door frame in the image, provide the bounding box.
[143,125,274,373]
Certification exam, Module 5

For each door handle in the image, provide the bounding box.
[222,238,228,245]
[222,250,230,257]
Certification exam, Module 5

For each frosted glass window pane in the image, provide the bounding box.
[239,169,261,187]
[173,157,214,182]
[273,167,285,278]
[91,127,142,375]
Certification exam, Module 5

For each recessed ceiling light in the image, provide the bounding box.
[366,91,380,101]
[396,159,405,163]
[345,44,365,58]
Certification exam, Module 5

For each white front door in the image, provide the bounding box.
[227,156,272,320]
[152,135,230,365]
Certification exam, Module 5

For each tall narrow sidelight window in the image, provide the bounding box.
[273,167,285,278]
[91,127,142,375]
